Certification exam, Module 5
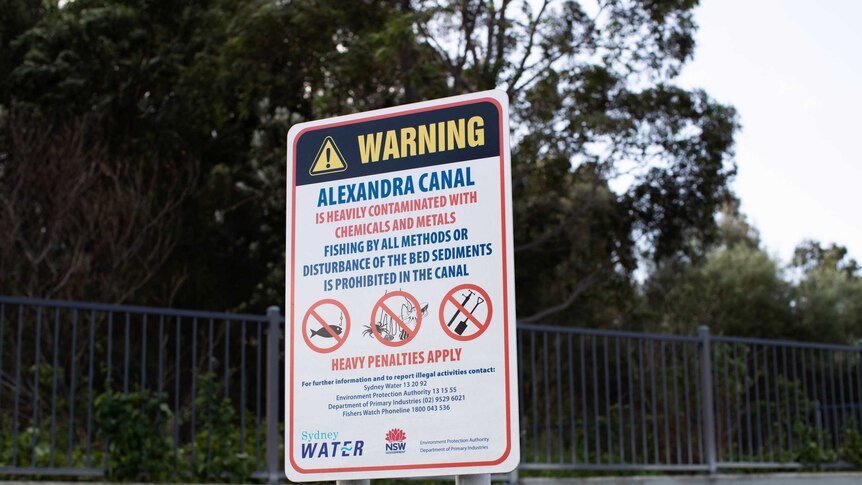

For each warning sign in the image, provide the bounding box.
[439,284,492,341]
[309,136,347,176]
[286,90,519,481]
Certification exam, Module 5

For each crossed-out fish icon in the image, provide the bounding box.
[310,313,344,338]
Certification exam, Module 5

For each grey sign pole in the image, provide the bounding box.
[457,474,491,485]
[337,480,370,485]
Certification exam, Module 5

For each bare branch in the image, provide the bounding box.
[519,268,604,322]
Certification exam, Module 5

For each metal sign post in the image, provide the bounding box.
[286,90,519,482]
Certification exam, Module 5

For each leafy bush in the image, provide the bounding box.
[180,373,254,482]
[793,422,837,468]
[95,389,174,481]
[841,427,862,466]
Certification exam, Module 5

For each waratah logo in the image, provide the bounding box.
[385,428,407,454]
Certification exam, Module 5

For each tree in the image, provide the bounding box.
[790,241,862,342]
[0,111,193,302]
[2,0,738,324]
[232,0,739,323]
[642,202,792,338]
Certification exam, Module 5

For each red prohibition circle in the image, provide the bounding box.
[302,298,350,353]
[438,283,493,341]
[369,291,422,347]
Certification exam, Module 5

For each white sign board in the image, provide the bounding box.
[285,90,519,481]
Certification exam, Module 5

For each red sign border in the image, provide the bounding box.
[302,298,350,353]
[287,95,513,476]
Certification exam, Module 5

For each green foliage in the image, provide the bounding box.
[0,0,740,325]
[646,242,791,337]
[792,422,837,468]
[644,202,862,343]
[790,241,862,343]
[180,373,254,482]
[95,389,174,481]
[840,427,862,466]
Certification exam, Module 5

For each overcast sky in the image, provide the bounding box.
[677,0,862,263]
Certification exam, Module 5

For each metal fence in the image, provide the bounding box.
[0,296,283,481]
[1,295,861,480]
[518,324,862,473]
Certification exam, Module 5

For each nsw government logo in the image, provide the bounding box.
[385,428,407,454]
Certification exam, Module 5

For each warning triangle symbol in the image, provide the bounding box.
[309,136,348,176]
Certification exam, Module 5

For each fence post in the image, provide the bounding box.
[698,326,717,474]
[266,306,282,484]
[858,340,862,434]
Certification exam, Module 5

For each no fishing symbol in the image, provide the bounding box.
[438,284,493,341]
[367,291,425,347]
[302,299,350,353]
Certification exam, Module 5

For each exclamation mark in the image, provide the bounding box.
[326,147,331,169]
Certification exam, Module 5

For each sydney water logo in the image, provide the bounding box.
[300,430,364,459]
[385,428,407,454]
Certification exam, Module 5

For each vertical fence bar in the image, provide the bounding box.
[782,346,792,453]
[733,343,743,462]
[638,339,647,464]
[852,354,857,438]
[266,306,281,484]
[191,317,198,467]
[67,309,78,466]
[772,345,783,459]
[0,304,4,410]
[256,323,263,470]
[567,334,576,464]
[682,341,693,464]
[698,326,717,474]
[615,337,624,464]
[763,345,775,461]
[592,336,601,462]
[124,313,130,393]
[12,306,23,466]
[517,331,527,460]
[580,336,589,461]
[649,340,658,464]
[175,316,182,463]
[207,318,215,464]
[604,337,612,461]
[30,307,43,466]
[50,308,60,467]
[241,320,248,450]
[158,315,165,395]
[722,342,732,462]
[812,350,829,446]
[660,341,670,464]
[531,331,538,460]
[107,312,114,388]
[554,334,563,463]
[627,338,636,464]
[225,319,231,395]
[792,347,800,441]
[86,310,96,466]
[544,332,552,459]
[142,314,148,390]
[752,345,763,461]
[856,340,862,432]
[671,342,681,465]
[828,351,839,449]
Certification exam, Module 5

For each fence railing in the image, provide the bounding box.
[1,295,861,480]
[0,296,283,481]
[517,323,862,473]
